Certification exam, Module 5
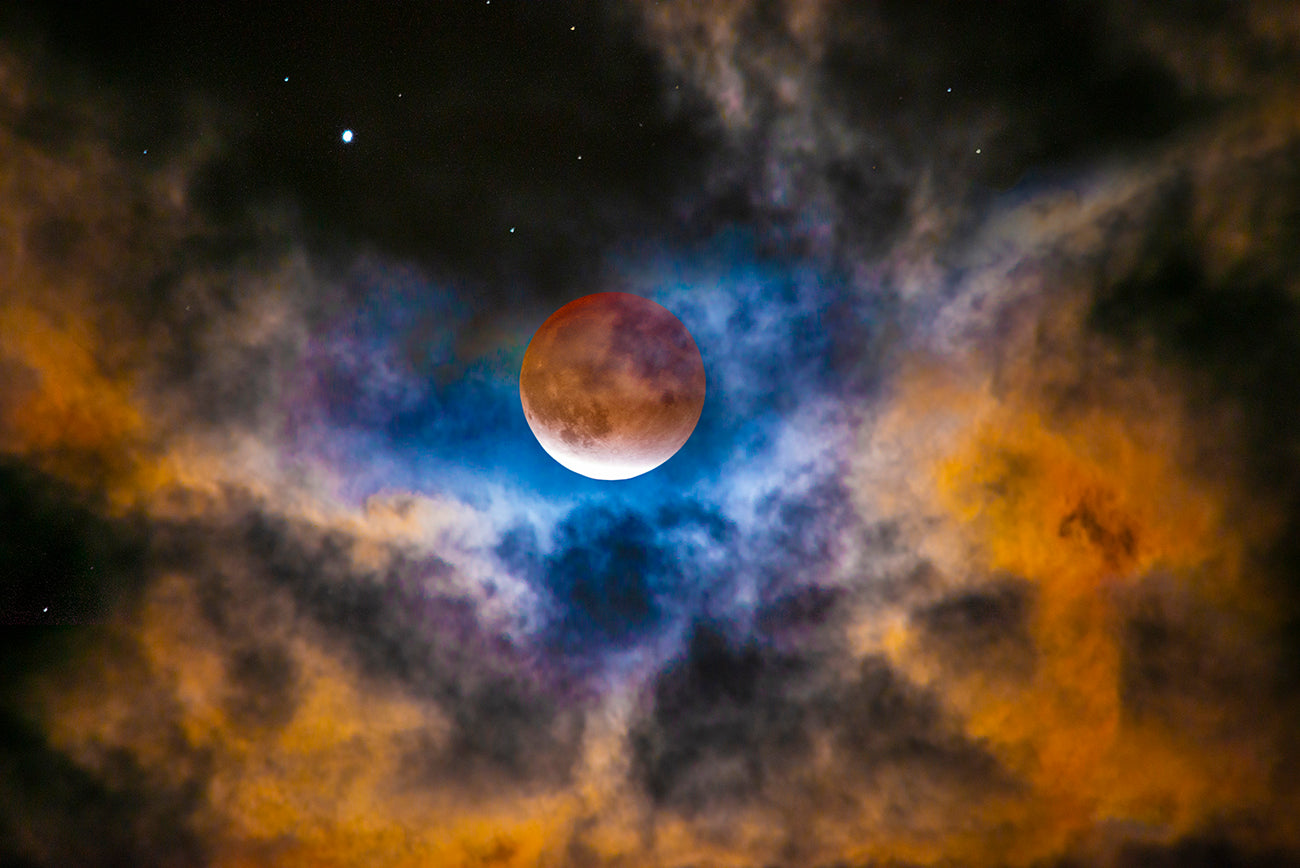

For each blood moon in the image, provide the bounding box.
[520,292,705,480]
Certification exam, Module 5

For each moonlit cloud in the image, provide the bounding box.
[3,2,1300,866]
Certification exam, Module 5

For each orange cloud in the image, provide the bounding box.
[0,302,173,505]
[31,570,593,868]
[866,351,1291,865]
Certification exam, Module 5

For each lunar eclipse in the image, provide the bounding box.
[5,3,1300,867]
[520,293,705,480]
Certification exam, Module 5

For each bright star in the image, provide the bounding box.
[342,129,354,143]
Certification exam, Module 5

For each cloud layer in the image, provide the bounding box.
[3,1,1300,866]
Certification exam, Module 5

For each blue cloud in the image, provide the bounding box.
[497,499,737,663]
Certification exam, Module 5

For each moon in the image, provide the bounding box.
[520,292,706,480]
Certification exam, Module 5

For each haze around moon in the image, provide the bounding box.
[520,292,706,480]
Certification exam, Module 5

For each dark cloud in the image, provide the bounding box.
[821,1,1202,190]
[543,507,671,653]
[1087,154,1300,474]
[631,622,819,812]
[222,641,299,731]
[756,476,857,593]
[501,499,736,661]
[631,620,1003,822]
[831,655,1003,790]
[1097,0,1300,98]
[1120,592,1244,716]
[1087,175,1300,676]
[643,0,1218,272]
[215,507,586,788]
[1114,835,1300,868]
[754,583,844,644]
[913,579,1036,682]
[397,672,584,800]
[0,458,149,627]
[0,627,212,868]
[0,712,211,868]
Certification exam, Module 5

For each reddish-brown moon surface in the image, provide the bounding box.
[520,292,706,480]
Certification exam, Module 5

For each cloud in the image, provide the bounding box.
[4,488,588,865]
[633,0,1216,272]
[844,109,1300,863]
[627,616,1009,865]
[0,457,150,626]
[3,2,1300,866]
[179,501,585,790]
[0,711,211,867]
[1110,834,1300,868]
[911,578,1037,682]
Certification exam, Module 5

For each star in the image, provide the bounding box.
[342,129,354,143]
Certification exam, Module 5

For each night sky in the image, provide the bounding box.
[3,2,1300,866]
